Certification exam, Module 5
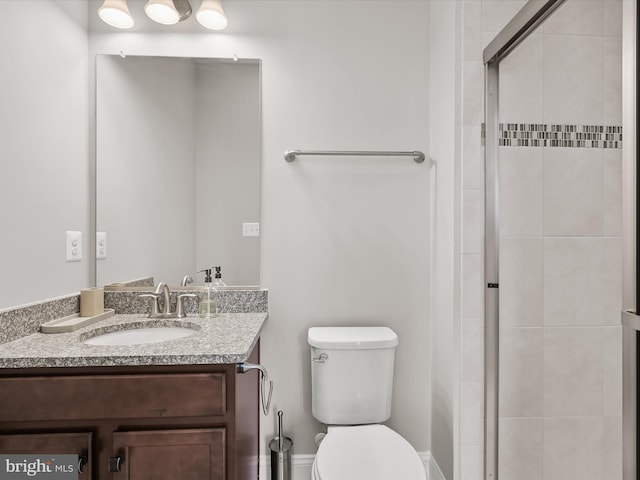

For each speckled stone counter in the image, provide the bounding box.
[0,312,267,369]
[104,288,268,315]
[0,294,80,344]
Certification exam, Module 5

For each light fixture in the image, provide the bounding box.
[196,0,228,31]
[98,0,135,29]
[145,0,192,25]
[98,0,229,31]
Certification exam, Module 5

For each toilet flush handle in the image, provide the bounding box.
[313,353,328,363]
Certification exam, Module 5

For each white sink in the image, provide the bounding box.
[84,325,197,346]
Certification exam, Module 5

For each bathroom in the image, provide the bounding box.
[0,0,630,479]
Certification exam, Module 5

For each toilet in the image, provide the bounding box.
[308,326,427,480]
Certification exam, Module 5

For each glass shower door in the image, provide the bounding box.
[491,1,623,479]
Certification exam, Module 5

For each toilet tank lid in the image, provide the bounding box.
[308,327,398,349]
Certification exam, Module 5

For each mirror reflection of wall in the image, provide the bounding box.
[96,55,260,287]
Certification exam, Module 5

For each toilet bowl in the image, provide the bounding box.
[308,327,427,480]
[311,425,426,480]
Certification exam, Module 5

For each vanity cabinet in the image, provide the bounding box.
[0,432,92,478]
[111,428,225,480]
[0,344,259,480]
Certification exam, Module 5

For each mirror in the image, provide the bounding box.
[96,55,261,288]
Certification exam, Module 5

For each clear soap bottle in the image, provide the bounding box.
[199,268,217,319]
[212,266,226,288]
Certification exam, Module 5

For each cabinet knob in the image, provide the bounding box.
[109,455,124,473]
[78,455,88,474]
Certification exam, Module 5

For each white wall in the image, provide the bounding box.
[0,1,89,309]
[429,2,462,479]
[89,0,433,460]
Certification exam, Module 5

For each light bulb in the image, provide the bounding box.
[145,0,180,25]
[196,0,228,30]
[98,0,134,29]
[145,0,192,25]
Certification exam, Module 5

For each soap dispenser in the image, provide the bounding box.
[198,268,217,319]
[212,266,226,288]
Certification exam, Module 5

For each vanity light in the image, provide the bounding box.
[98,0,229,30]
[196,0,228,31]
[144,0,192,25]
[98,0,135,29]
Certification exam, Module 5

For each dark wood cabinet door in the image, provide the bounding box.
[112,429,225,480]
[0,432,92,479]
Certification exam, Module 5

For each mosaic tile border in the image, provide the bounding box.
[482,123,623,149]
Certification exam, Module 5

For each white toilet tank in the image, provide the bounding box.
[308,326,399,425]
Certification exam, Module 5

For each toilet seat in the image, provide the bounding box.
[312,425,426,480]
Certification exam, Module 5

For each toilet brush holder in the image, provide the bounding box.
[269,410,293,480]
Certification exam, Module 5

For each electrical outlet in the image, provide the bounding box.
[66,231,82,262]
[242,222,260,237]
[96,232,107,260]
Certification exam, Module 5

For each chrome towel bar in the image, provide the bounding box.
[284,149,425,164]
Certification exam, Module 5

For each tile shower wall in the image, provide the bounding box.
[460,1,622,479]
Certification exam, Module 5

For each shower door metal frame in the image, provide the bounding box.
[622,2,638,480]
[482,2,566,480]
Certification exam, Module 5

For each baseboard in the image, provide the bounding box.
[422,452,446,480]
[259,453,315,480]
[259,451,444,480]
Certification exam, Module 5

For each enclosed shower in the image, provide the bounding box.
[478,1,624,479]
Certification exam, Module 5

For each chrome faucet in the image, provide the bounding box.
[139,283,196,319]
[155,282,171,315]
[181,275,194,287]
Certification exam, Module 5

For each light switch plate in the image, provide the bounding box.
[96,232,107,260]
[242,222,260,237]
[66,231,82,262]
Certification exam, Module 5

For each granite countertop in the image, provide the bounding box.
[0,312,267,369]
